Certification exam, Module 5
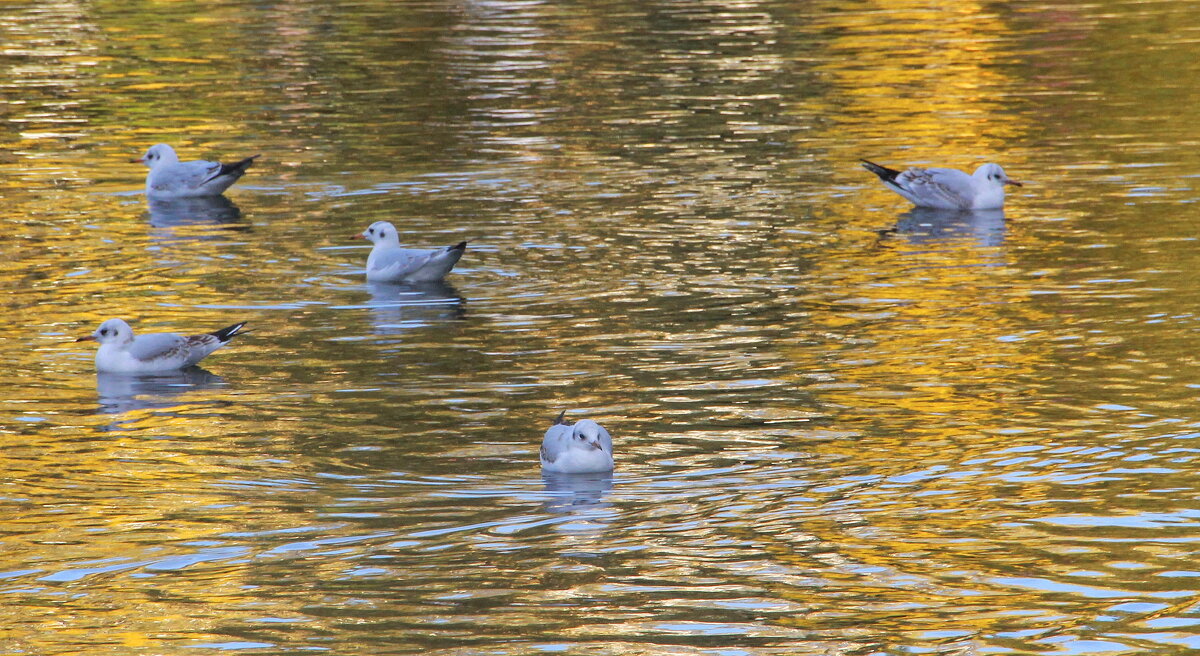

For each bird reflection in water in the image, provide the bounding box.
[366,281,466,335]
[878,207,1006,247]
[95,367,227,415]
[541,470,615,519]
[145,195,245,231]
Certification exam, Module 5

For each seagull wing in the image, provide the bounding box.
[896,167,975,209]
[128,332,188,363]
[149,160,222,193]
[180,333,225,365]
[540,423,574,464]
[197,160,229,185]
[370,247,437,279]
[180,160,222,185]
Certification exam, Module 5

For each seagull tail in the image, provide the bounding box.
[218,154,261,178]
[449,240,468,252]
[210,321,249,343]
[860,159,902,184]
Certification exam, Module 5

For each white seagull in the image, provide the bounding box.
[353,221,467,283]
[76,318,248,374]
[540,411,615,474]
[861,159,1023,210]
[136,144,259,198]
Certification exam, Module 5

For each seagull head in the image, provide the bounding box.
[573,419,610,451]
[975,163,1023,188]
[133,144,179,168]
[353,221,401,245]
[76,318,134,345]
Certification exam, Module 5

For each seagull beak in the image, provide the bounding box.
[75,335,96,342]
[350,233,366,240]
[131,157,145,163]
[1004,177,1024,187]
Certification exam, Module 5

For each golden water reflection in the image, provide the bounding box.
[5,0,1200,654]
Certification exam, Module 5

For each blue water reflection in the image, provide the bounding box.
[145,195,243,228]
[883,207,1006,247]
[541,471,615,515]
[95,368,226,414]
[364,281,466,335]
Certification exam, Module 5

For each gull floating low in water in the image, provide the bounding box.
[353,220,467,283]
[861,159,1023,210]
[76,318,248,373]
[540,411,615,474]
[136,143,259,198]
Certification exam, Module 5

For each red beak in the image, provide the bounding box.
[75,335,96,342]
[350,233,366,240]
[1005,178,1024,187]
[131,157,145,163]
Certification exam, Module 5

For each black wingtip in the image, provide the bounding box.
[861,159,901,183]
[218,154,260,178]
[552,410,568,426]
[450,240,468,252]
[210,321,249,343]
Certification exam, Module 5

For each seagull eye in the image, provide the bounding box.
[99,328,108,336]
[368,228,374,235]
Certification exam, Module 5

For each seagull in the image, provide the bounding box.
[76,318,248,374]
[353,221,467,283]
[135,144,259,198]
[861,159,1023,210]
[540,411,615,474]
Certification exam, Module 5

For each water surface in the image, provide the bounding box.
[6,0,1200,653]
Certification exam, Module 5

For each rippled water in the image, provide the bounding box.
[7,0,1200,653]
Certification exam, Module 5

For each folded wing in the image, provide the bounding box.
[539,423,574,464]
[370,247,435,279]
[897,167,975,209]
[129,332,188,363]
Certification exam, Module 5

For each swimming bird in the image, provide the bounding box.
[861,159,1023,210]
[353,221,467,283]
[540,411,615,474]
[136,144,259,198]
[76,318,248,373]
